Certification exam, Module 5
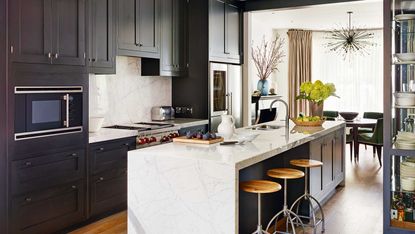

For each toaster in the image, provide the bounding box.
[151,106,175,121]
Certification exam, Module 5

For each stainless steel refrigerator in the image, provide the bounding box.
[209,62,243,131]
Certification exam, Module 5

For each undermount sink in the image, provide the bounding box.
[251,124,283,131]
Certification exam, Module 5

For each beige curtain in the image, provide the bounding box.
[287,29,312,117]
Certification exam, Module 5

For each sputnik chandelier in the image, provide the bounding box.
[325,11,375,59]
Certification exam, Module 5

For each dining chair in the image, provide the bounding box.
[356,118,383,166]
[255,108,277,124]
[359,112,383,153]
[346,132,353,161]
[323,111,339,121]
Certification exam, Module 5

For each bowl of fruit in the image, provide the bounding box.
[291,114,325,127]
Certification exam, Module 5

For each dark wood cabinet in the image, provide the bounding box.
[209,0,241,64]
[141,0,188,77]
[10,149,85,195]
[11,180,85,234]
[89,168,127,216]
[9,0,86,66]
[88,137,135,217]
[117,0,160,58]
[88,0,116,74]
[309,129,345,202]
[160,0,187,76]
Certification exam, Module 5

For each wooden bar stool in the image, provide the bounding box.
[266,168,305,234]
[240,180,282,234]
[289,159,325,234]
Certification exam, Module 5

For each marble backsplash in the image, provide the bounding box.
[89,56,172,126]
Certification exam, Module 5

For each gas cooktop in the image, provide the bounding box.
[104,125,150,131]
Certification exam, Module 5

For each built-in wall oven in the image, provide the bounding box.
[14,86,83,141]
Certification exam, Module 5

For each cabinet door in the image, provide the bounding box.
[51,0,86,66]
[89,137,135,174]
[333,130,344,181]
[88,0,116,74]
[11,180,85,234]
[309,137,323,197]
[9,0,53,64]
[322,136,334,190]
[160,0,187,76]
[136,0,160,53]
[209,0,225,59]
[117,0,136,51]
[11,149,85,195]
[89,168,127,216]
[225,3,241,62]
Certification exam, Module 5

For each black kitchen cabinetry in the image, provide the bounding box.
[88,0,116,74]
[142,0,188,77]
[88,137,136,217]
[209,0,242,64]
[9,148,86,234]
[11,180,85,234]
[117,0,160,58]
[9,0,86,66]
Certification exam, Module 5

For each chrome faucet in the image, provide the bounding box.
[270,99,290,136]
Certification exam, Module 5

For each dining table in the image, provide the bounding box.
[345,118,378,161]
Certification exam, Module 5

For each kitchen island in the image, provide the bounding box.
[127,120,346,234]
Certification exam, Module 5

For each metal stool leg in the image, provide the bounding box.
[254,193,270,234]
[289,168,325,233]
[266,179,305,234]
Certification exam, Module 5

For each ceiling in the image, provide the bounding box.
[251,0,383,31]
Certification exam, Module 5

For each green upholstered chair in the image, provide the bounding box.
[357,118,383,166]
[359,112,383,153]
[323,111,339,121]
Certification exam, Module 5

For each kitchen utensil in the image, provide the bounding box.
[89,117,105,132]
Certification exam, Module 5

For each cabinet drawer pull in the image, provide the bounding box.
[24,161,32,167]
[91,58,96,62]
[123,143,129,146]
[98,147,104,151]
[98,177,104,182]
[25,197,32,202]
[54,53,59,59]
[47,52,51,58]
[71,185,77,189]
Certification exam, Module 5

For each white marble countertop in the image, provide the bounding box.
[128,120,345,170]
[89,118,208,144]
[127,120,345,234]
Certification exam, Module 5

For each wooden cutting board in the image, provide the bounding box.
[172,136,224,145]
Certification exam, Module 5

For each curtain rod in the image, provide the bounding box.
[282,27,383,33]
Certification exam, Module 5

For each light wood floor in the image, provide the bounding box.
[70,145,383,234]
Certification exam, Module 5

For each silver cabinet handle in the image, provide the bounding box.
[54,53,59,59]
[63,94,70,127]
[47,52,52,58]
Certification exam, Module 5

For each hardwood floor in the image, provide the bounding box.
[70,145,383,234]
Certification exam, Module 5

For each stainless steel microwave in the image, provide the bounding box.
[14,86,83,141]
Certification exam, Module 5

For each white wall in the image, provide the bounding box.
[89,56,172,126]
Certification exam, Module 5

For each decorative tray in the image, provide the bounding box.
[173,136,224,145]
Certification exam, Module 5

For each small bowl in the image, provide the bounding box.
[395,53,415,62]
[236,132,259,143]
[394,92,415,106]
[89,117,105,133]
[339,112,359,121]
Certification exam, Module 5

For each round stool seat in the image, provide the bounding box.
[240,180,281,194]
[267,168,305,179]
[290,159,323,168]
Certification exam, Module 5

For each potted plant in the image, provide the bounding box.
[251,35,285,96]
[296,80,338,116]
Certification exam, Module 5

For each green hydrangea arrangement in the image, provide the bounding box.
[296,80,338,105]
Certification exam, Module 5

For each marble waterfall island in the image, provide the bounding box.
[128,121,346,234]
